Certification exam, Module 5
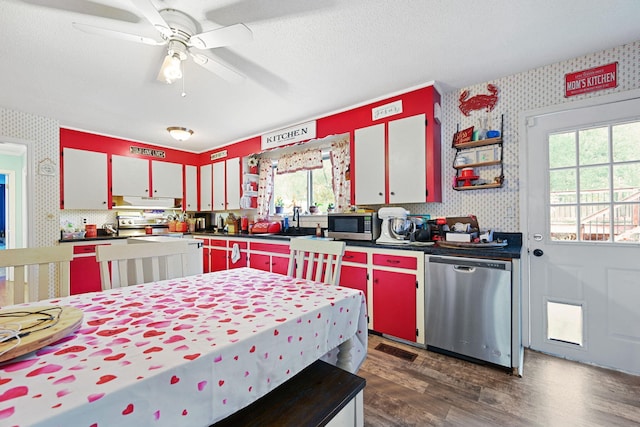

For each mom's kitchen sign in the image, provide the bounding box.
[565,62,617,97]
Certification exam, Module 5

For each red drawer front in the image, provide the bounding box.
[209,239,227,248]
[342,250,367,264]
[372,253,417,270]
[250,242,290,254]
[73,245,97,254]
[228,240,248,250]
[194,237,210,245]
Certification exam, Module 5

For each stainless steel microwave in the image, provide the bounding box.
[327,212,381,241]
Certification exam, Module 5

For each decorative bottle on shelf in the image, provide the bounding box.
[477,117,488,140]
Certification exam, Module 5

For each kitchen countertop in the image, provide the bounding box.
[59,231,522,259]
[192,231,523,260]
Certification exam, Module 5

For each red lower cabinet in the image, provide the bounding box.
[228,240,248,269]
[271,255,289,275]
[250,253,271,272]
[339,265,368,302]
[70,244,106,294]
[372,269,417,342]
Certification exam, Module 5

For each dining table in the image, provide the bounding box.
[0,267,368,427]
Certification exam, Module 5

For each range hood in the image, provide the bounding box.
[112,196,182,210]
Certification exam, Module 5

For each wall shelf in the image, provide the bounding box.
[452,114,504,191]
[453,182,503,191]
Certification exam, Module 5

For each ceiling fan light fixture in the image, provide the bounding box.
[167,127,193,141]
[159,53,183,84]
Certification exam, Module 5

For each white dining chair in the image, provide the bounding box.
[287,237,346,285]
[0,246,74,305]
[95,241,190,290]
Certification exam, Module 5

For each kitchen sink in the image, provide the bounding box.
[277,229,315,237]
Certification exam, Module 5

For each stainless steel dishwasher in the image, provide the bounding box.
[425,255,511,367]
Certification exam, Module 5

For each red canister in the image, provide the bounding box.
[145,225,153,234]
[85,224,97,238]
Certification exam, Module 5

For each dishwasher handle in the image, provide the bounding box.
[453,265,476,273]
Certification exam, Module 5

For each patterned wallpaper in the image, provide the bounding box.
[404,40,640,232]
[0,108,59,247]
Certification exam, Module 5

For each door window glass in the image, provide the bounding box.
[548,120,640,242]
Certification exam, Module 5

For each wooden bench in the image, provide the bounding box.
[212,360,366,427]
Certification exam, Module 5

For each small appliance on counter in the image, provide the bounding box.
[327,212,381,241]
[251,221,282,234]
[376,207,415,245]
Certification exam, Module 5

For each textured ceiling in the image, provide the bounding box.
[1,0,639,153]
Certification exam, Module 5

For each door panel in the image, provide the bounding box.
[526,96,640,374]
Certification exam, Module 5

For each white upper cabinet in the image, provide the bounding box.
[184,165,197,211]
[354,113,429,205]
[200,164,212,211]
[225,158,241,210]
[211,158,241,211]
[212,161,226,210]
[354,123,386,205]
[388,114,426,203]
[151,160,183,198]
[63,148,108,210]
[112,155,183,200]
[111,155,148,197]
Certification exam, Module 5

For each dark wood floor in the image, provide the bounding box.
[360,334,640,426]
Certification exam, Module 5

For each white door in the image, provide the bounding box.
[185,165,197,211]
[151,160,183,198]
[354,123,385,205]
[225,158,241,210]
[200,164,212,211]
[63,148,108,209]
[388,114,426,203]
[526,95,640,374]
[112,155,148,197]
[212,161,226,210]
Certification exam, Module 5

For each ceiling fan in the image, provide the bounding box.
[72,0,252,84]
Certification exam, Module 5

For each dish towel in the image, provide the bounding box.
[231,243,241,264]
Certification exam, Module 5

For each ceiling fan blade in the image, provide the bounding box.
[190,52,246,84]
[129,0,173,38]
[72,22,166,46]
[189,23,253,50]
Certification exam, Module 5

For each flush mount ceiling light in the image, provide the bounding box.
[167,126,193,141]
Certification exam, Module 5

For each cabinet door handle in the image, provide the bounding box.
[390,191,395,195]
[386,259,400,264]
[378,192,383,196]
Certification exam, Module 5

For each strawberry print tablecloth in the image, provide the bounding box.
[0,267,367,427]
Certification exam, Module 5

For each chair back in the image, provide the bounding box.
[0,246,73,305]
[95,241,190,290]
[287,238,346,285]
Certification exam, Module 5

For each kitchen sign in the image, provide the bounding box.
[130,146,166,158]
[210,150,228,161]
[372,100,403,120]
[565,62,617,97]
[261,121,317,150]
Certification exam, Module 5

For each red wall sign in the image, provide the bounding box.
[565,62,617,97]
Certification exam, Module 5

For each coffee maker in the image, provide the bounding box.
[376,207,415,244]
[193,212,215,232]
